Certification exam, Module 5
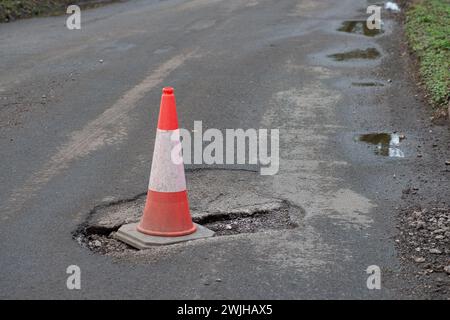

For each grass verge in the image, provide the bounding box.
[404,0,450,111]
[0,0,122,23]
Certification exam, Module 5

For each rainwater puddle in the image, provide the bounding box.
[328,48,381,61]
[357,133,405,157]
[352,82,385,87]
[337,20,383,37]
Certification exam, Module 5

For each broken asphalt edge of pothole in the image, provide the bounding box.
[72,191,303,254]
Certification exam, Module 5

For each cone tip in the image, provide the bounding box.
[163,87,174,95]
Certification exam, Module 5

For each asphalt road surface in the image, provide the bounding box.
[1,0,449,299]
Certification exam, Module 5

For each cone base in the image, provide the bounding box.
[136,224,197,237]
[114,222,215,249]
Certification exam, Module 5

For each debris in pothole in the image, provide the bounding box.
[76,232,131,255]
[92,240,102,247]
[444,266,450,275]
[414,257,425,263]
[429,248,442,255]
[194,200,298,236]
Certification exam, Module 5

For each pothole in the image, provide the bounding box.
[337,20,383,37]
[74,196,299,254]
[73,170,302,255]
[357,133,405,157]
[327,48,381,61]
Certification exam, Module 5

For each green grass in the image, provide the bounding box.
[405,0,450,109]
[0,0,120,23]
[0,1,69,22]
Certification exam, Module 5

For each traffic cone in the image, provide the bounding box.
[137,86,196,237]
[115,87,214,249]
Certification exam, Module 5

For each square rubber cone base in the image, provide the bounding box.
[114,223,215,249]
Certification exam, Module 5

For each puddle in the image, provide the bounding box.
[357,133,405,157]
[73,191,300,255]
[352,82,385,87]
[328,48,381,61]
[337,20,383,37]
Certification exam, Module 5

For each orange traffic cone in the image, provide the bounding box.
[115,87,214,249]
[137,87,196,237]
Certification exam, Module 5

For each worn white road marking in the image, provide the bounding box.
[4,51,196,217]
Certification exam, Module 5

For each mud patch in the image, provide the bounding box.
[328,48,381,61]
[357,133,405,157]
[337,20,383,37]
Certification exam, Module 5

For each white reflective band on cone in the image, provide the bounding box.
[149,129,187,192]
